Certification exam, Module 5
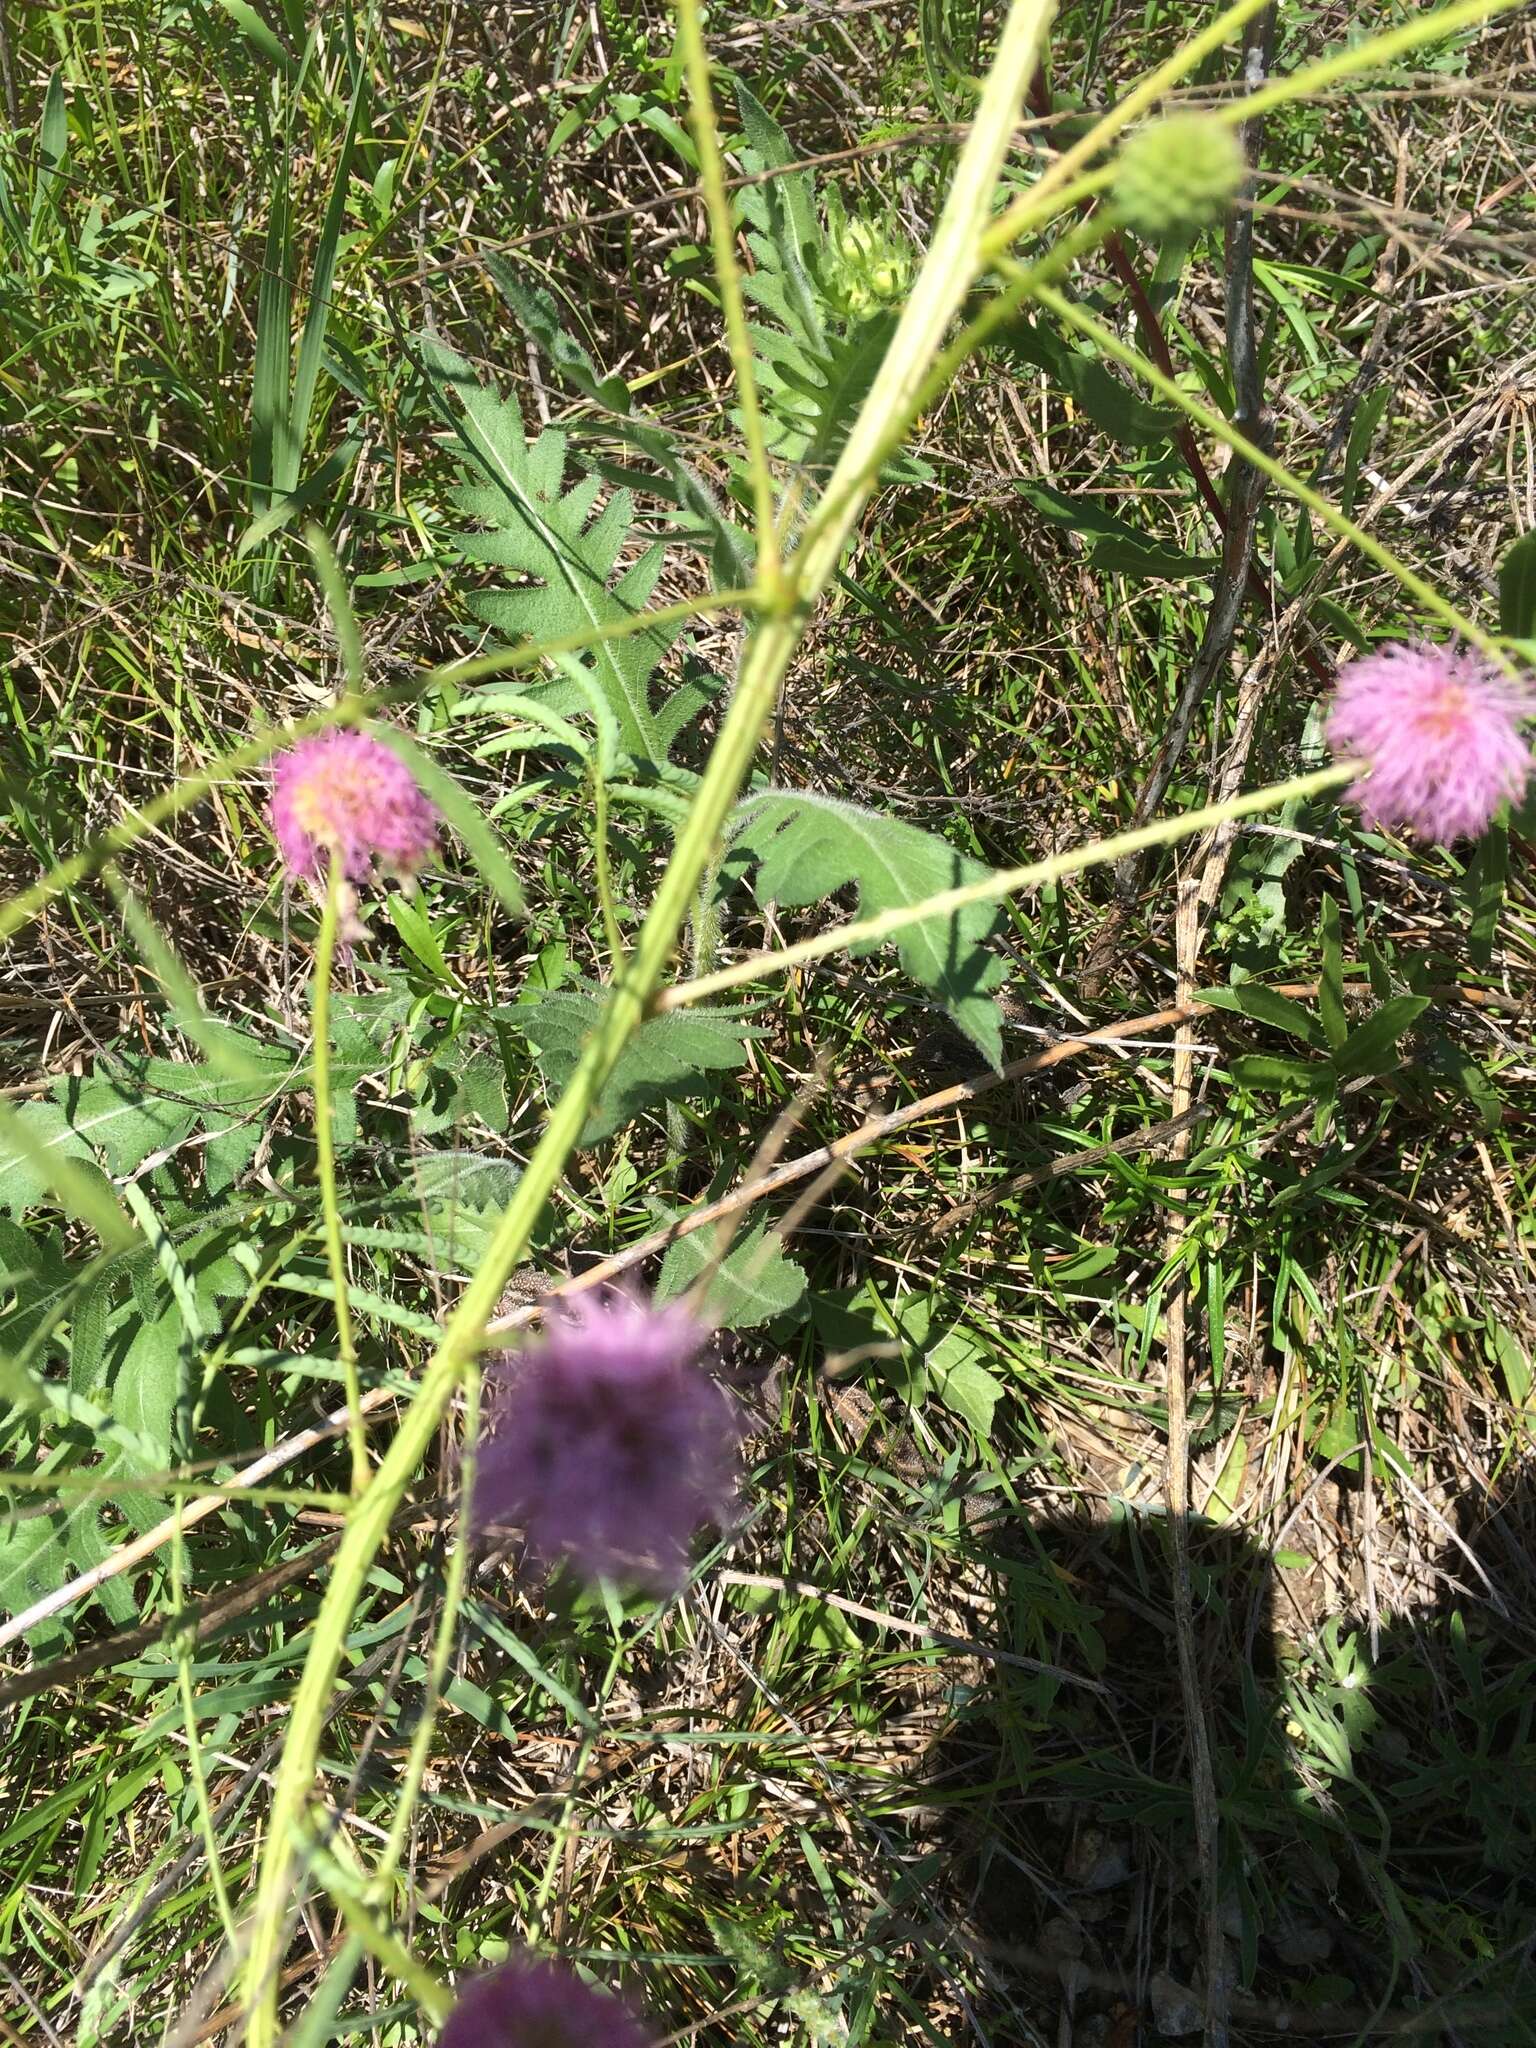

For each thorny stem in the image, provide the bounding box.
[312,859,369,1498]
[1030,279,1507,662]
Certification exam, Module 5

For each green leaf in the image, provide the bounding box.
[1465,823,1507,971]
[519,990,765,1143]
[485,260,633,415]
[30,71,67,230]
[50,1069,198,1178]
[236,435,362,557]
[386,892,450,981]
[1198,982,1323,1046]
[1330,995,1430,1079]
[1317,895,1348,1051]
[1002,318,1178,446]
[657,1220,808,1330]
[1228,1053,1324,1096]
[1498,530,1536,640]
[1016,479,1212,579]
[927,1323,1004,1441]
[0,1100,100,1221]
[733,82,822,345]
[730,87,923,490]
[421,340,676,768]
[1086,534,1215,580]
[382,724,532,917]
[113,1301,182,1467]
[728,790,1008,1066]
[0,1477,136,1636]
[489,261,753,587]
[214,0,298,74]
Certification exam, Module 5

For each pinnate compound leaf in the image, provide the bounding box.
[728,791,1008,1066]
[731,84,923,488]
[519,989,766,1143]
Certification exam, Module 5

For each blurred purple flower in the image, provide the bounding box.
[438,1955,657,2048]
[471,1289,740,1587]
[1327,642,1533,843]
[270,729,438,884]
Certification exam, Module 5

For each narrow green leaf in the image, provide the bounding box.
[1498,530,1536,640]
[1318,895,1348,1051]
[373,726,528,921]
[215,0,298,73]
[1466,823,1508,970]
[1331,995,1430,1079]
[1228,1053,1323,1096]
[237,437,362,558]
[386,893,450,982]
[281,37,368,497]
[305,523,365,692]
[251,146,294,514]
[30,72,67,232]
[1198,982,1323,1047]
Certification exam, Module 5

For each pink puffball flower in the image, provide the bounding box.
[471,1289,740,1589]
[1327,642,1533,844]
[269,729,438,884]
[438,1956,657,2048]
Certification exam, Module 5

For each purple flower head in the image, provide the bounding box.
[438,1956,657,2048]
[1327,642,1533,844]
[269,729,438,884]
[471,1288,740,1588]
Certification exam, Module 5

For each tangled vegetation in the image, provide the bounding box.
[3,1,1535,2043]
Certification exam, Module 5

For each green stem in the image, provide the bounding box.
[655,762,1357,1010]
[172,1512,238,1950]
[241,9,1055,2027]
[591,755,624,967]
[677,0,780,581]
[371,1373,480,1890]
[243,600,804,2041]
[312,859,369,1498]
[1029,278,1504,660]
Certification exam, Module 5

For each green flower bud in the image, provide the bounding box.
[1114,114,1246,238]
[823,209,913,320]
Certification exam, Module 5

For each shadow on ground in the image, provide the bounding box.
[915,1471,1536,2044]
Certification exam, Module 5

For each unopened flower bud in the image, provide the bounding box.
[1114,114,1246,238]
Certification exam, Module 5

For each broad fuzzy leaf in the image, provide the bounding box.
[519,989,765,1143]
[658,1219,808,1330]
[728,791,1008,1066]
[0,1101,99,1220]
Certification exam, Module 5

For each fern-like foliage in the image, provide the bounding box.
[423,337,705,768]
[732,84,924,488]
[727,790,1008,1065]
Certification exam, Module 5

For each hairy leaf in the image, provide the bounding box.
[519,989,765,1143]
[728,790,1008,1065]
[657,1219,807,1331]
[422,339,679,768]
